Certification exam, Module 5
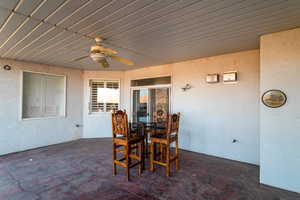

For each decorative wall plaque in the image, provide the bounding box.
[3,65,11,70]
[262,90,287,108]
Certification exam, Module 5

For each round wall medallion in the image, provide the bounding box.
[262,89,287,108]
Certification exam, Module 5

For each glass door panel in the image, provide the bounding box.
[132,89,149,122]
[149,88,169,122]
[132,87,170,122]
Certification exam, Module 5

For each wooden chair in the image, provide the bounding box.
[153,109,167,123]
[152,110,168,160]
[150,113,180,176]
[141,110,168,158]
[112,110,144,181]
[152,109,168,135]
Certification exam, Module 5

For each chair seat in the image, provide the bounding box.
[150,134,177,144]
[113,135,144,145]
[156,124,167,129]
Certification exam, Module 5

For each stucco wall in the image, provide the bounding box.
[260,28,300,193]
[120,50,260,165]
[82,70,124,138]
[0,59,83,156]
[172,50,260,165]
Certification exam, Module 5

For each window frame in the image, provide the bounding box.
[88,79,121,114]
[20,70,67,120]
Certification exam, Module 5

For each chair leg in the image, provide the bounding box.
[112,143,117,176]
[166,144,170,177]
[150,142,154,172]
[125,145,130,181]
[159,143,163,161]
[153,143,157,161]
[145,134,148,157]
[138,142,142,176]
[142,140,145,170]
[175,139,180,171]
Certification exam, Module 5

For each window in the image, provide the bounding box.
[22,72,66,119]
[131,76,171,87]
[89,80,120,113]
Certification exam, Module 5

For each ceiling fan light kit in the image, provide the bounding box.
[90,53,105,62]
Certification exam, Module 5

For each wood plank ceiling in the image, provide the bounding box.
[0,0,299,70]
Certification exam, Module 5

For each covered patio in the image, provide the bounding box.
[1,139,299,200]
[0,0,300,199]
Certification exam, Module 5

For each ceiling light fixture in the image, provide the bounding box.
[90,53,105,63]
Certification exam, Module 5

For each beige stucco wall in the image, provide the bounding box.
[171,50,260,164]
[120,50,260,165]
[260,28,300,193]
[82,70,125,138]
[0,59,83,155]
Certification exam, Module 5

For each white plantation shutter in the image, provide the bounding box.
[44,76,65,117]
[89,80,120,113]
[90,81,105,112]
[22,73,43,118]
[22,72,66,119]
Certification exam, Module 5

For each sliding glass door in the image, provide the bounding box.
[132,87,170,122]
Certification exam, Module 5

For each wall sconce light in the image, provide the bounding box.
[3,65,11,71]
[223,71,237,83]
[182,84,192,91]
[206,74,219,83]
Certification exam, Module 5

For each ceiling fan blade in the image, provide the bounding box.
[100,59,110,68]
[104,48,118,55]
[110,55,134,66]
[71,55,89,62]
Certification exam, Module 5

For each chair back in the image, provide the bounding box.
[166,113,180,138]
[112,110,129,139]
[153,109,168,123]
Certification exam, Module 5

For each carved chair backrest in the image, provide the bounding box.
[112,110,129,139]
[166,113,180,139]
[153,109,168,123]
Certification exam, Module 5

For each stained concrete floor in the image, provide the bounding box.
[0,138,299,200]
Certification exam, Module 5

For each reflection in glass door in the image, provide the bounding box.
[132,88,170,123]
[132,89,149,122]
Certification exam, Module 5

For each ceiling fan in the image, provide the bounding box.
[71,37,134,68]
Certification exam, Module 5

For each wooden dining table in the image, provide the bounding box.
[129,121,167,157]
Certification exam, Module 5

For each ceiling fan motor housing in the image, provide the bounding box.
[90,45,103,53]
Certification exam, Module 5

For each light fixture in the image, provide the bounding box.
[223,71,237,83]
[182,84,192,91]
[3,65,11,70]
[90,53,105,63]
[206,74,219,83]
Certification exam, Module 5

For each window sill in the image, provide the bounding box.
[21,116,66,121]
[88,112,112,115]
